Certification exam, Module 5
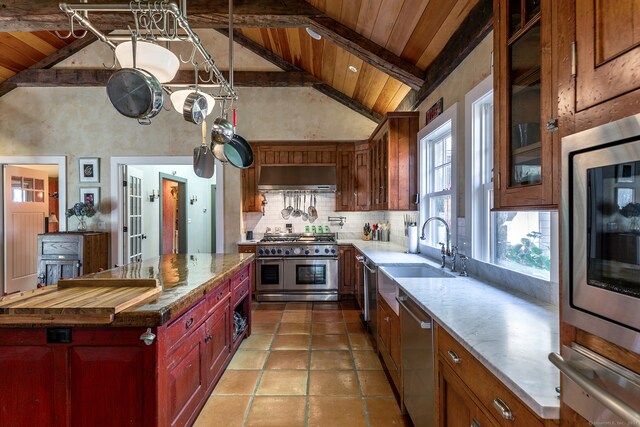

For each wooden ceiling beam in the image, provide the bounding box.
[3,69,317,88]
[0,0,322,31]
[401,0,493,111]
[308,16,425,91]
[222,29,381,123]
[0,33,97,97]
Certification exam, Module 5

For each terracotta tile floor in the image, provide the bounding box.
[194,300,411,427]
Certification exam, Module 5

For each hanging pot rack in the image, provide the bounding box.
[57,1,238,102]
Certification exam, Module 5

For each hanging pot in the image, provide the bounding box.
[212,142,229,164]
[183,92,208,125]
[211,116,234,144]
[224,134,254,168]
[106,68,164,124]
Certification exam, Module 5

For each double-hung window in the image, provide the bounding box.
[419,105,456,248]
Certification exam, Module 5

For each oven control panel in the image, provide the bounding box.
[257,245,337,257]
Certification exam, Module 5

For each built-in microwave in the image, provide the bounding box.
[562,113,640,353]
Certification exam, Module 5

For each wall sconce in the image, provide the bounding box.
[149,189,159,202]
[190,195,198,205]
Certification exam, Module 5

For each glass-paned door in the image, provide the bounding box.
[126,167,144,263]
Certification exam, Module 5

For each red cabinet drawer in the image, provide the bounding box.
[206,280,230,315]
[231,279,250,308]
[231,265,250,289]
[166,300,206,352]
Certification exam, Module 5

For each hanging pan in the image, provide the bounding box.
[183,63,208,125]
[224,134,254,168]
[193,120,215,178]
[106,35,163,125]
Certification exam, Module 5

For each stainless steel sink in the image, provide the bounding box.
[379,264,455,279]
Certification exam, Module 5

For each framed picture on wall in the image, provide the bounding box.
[79,157,99,183]
[80,187,100,211]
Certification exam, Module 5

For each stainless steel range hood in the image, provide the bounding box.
[258,165,336,192]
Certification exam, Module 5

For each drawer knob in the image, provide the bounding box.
[447,350,461,364]
[185,317,194,329]
[471,418,481,427]
[204,334,212,343]
[492,398,515,421]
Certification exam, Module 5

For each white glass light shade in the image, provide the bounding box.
[170,90,216,116]
[115,41,180,83]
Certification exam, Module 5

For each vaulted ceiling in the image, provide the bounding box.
[0,0,492,123]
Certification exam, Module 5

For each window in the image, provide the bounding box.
[419,104,456,248]
[467,76,554,282]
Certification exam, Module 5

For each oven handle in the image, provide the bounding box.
[548,352,640,425]
[256,257,284,262]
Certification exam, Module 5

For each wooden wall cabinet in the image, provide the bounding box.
[336,145,355,211]
[377,295,401,393]
[369,112,419,211]
[0,264,252,426]
[242,165,261,213]
[338,244,355,296]
[354,143,370,211]
[494,0,557,209]
[37,232,109,286]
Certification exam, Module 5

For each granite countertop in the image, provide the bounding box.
[0,253,254,328]
[340,240,560,419]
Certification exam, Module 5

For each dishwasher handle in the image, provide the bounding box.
[362,261,377,273]
[396,295,431,329]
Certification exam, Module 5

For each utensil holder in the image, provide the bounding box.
[380,229,390,242]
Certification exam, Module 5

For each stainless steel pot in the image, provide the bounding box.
[106,68,163,124]
[211,116,234,143]
[183,91,208,125]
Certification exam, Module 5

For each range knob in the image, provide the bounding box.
[315,248,320,254]
[331,249,336,254]
[305,250,310,255]
[324,248,330,254]
[258,249,264,255]
[293,247,302,255]
[277,249,282,254]
[270,249,276,255]
[285,250,290,255]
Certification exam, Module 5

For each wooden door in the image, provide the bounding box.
[3,165,48,294]
[575,0,640,111]
[125,166,144,263]
[162,179,178,255]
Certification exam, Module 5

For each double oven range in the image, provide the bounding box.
[255,233,339,301]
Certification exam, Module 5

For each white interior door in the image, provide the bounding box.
[3,165,49,294]
[125,166,144,263]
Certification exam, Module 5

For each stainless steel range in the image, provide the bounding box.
[255,233,338,302]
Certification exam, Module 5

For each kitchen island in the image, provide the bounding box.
[0,253,253,427]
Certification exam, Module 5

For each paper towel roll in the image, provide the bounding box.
[407,225,419,253]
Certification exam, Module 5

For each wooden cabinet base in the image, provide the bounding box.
[0,265,252,426]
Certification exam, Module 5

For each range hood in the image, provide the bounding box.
[258,166,337,192]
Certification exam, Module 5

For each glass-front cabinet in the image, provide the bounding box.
[494,0,556,209]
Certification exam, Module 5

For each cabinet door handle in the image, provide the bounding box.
[185,317,194,329]
[492,398,515,421]
[447,350,461,364]
[470,418,481,427]
[204,334,212,343]
[384,316,390,322]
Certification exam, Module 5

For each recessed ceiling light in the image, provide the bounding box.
[348,65,358,73]
[305,27,322,40]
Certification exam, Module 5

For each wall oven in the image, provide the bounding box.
[562,113,640,353]
[283,257,337,294]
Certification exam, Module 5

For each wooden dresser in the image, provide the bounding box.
[37,232,109,286]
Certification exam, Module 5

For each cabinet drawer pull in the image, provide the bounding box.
[185,317,194,329]
[447,350,461,364]
[204,334,212,343]
[492,398,515,421]
[471,418,481,427]
[217,291,223,301]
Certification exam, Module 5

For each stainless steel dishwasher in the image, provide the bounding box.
[356,254,378,338]
[397,289,434,427]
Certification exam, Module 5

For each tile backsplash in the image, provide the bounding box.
[241,192,414,243]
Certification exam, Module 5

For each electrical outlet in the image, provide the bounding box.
[98,221,106,230]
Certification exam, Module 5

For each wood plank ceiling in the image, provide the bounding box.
[0,32,72,82]
[241,0,480,115]
[0,0,482,119]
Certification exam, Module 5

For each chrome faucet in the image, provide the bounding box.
[420,216,451,268]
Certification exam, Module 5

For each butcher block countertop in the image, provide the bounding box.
[0,253,254,328]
